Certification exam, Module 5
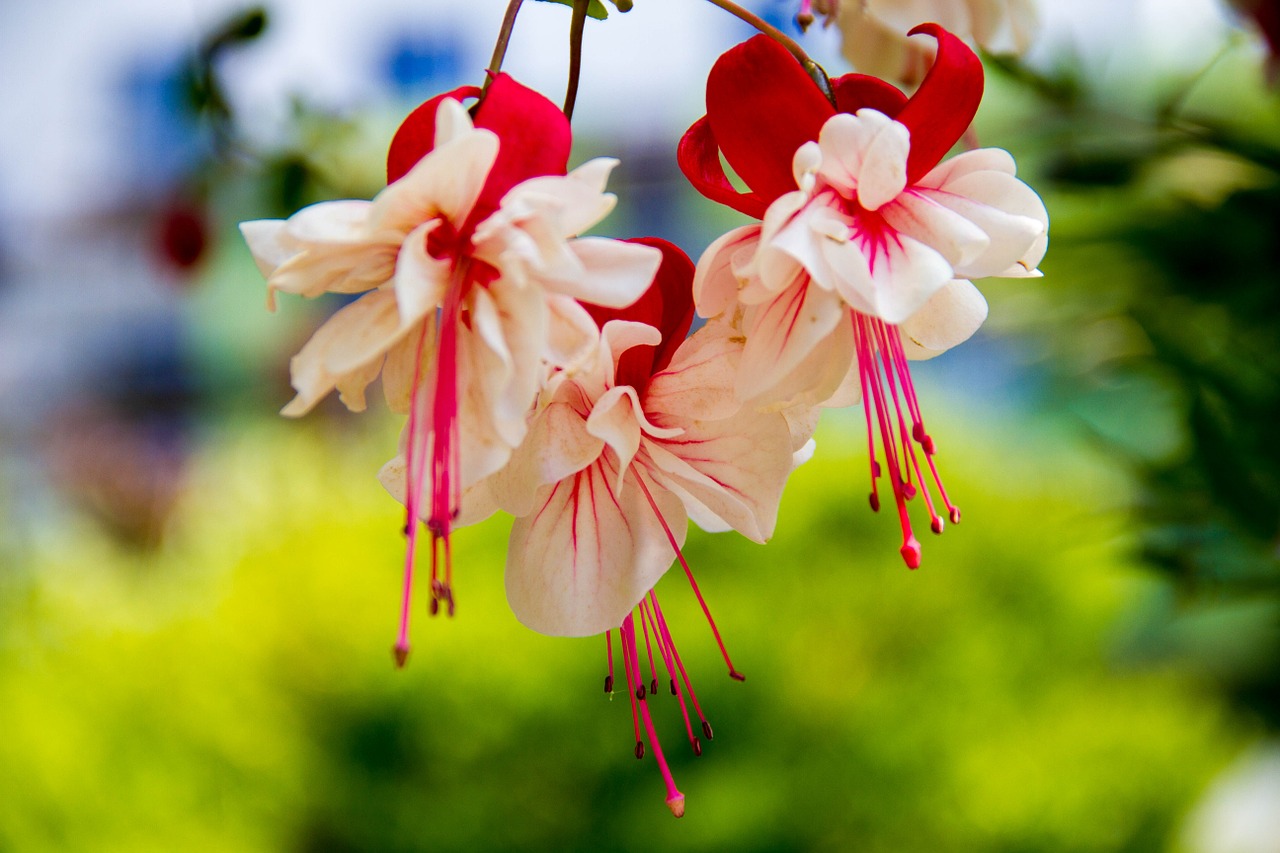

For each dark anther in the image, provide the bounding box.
[869,492,881,512]
[691,737,703,757]
[669,679,678,696]
[634,741,645,760]
[702,721,714,740]
[649,679,658,696]
[729,670,746,682]
[949,507,962,524]
[912,423,926,443]
[429,597,439,616]
[930,517,944,535]
[635,684,646,701]
[604,675,614,693]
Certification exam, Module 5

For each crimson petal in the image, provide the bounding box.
[894,23,985,184]
[831,73,909,119]
[677,117,770,219]
[385,84,483,185]
[585,238,694,392]
[705,35,834,206]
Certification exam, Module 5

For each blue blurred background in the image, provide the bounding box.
[1,0,1278,849]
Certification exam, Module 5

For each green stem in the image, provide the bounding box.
[699,0,836,106]
[484,0,525,92]
[564,0,589,119]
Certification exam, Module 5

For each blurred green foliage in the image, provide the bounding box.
[0,414,1244,851]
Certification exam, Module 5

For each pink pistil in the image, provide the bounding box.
[393,259,468,666]
[622,614,685,818]
[851,311,961,569]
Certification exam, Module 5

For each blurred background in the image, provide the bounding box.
[1,0,1278,849]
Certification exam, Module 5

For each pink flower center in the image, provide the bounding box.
[853,312,960,568]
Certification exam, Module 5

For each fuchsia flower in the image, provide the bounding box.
[680,25,1047,567]
[486,239,807,816]
[241,76,662,664]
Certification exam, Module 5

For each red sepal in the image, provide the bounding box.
[831,73,909,119]
[677,116,770,220]
[585,238,695,392]
[895,23,984,184]
[385,75,572,230]
[705,35,834,206]
[386,84,482,185]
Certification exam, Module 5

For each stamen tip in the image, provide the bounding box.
[666,793,686,818]
[691,737,703,757]
[922,435,936,455]
[729,669,746,682]
[869,492,880,512]
[701,721,714,740]
[650,679,658,696]
[796,11,815,31]
[634,741,645,760]
[902,482,918,500]
[392,644,410,668]
[635,685,647,701]
[930,517,944,535]
[949,506,962,525]
[604,675,614,694]
[900,538,922,569]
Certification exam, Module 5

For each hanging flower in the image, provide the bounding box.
[471,239,808,816]
[679,26,1047,567]
[241,75,662,664]
[804,0,1039,86]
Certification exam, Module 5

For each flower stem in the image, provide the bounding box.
[698,0,836,106]
[564,0,589,120]
[484,0,525,92]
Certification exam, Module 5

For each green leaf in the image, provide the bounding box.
[532,0,611,20]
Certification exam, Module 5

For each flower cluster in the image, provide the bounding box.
[241,22,1046,817]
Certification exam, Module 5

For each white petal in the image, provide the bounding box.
[239,219,297,282]
[370,126,499,236]
[281,288,406,417]
[692,225,760,319]
[897,278,989,360]
[645,396,795,542]
[735,278,847,404]
[645,321,743,422]
[586,385,644,490]
[827,228,953,324]
[378,449,498,529]
[881,191,990,269]
[492,400,603,517]
[505,459,686,637]
[544,295,600,372]
[540,237,662,307]
[817,110,909,210]
[381,316,435,414]
[393,221,450,325]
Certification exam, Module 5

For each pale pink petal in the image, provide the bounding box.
[492,400,603,517]
[880,190,990,269]
[586,385,643,489]
[537,237,663,308]
[692,225,760,319]
[825,227,953,324]
[645,396,795,542]
[735,276,847,404]
[393,221,451,325]
[378,450,499,529]
[544,294,600,372]
[505,458,686,637]
[369,121,498,236]
[646,321,743,422]
[239,219,299,283]
[280,288,405,417]
[381,317,435,414]
[897,278,989,360]
[746,309,857,409]
[816,110,910,210]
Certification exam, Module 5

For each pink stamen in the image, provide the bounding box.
[604,632,615,694]
[622,615,685,817]
[618,626,644,759]
[851,311,963,567]
[638,601,660,698]
[634,475,745,681]
[650,592,714,750]
[641,596,700,756]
